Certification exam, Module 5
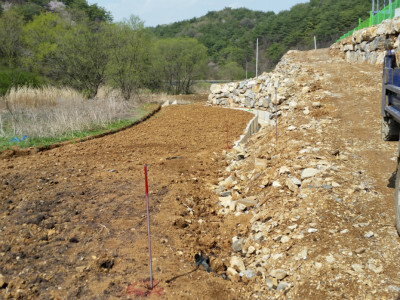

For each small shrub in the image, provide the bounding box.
[0,69,43,95]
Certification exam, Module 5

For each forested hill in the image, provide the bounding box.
[151,0,371,73]
[0,0,111,22]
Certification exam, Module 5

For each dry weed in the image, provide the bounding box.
[0,86,135,138]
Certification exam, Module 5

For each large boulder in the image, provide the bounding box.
[377,19,394,35]
[391,16,400,33]
[210,84,223,94]
[367,51,377,64]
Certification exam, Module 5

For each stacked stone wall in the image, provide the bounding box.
[331,17,400,64]
[208,51,307,113]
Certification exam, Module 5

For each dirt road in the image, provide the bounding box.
[1,48,400,299]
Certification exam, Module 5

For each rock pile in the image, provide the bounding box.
[331,17,400,64]
[208,51,309,112]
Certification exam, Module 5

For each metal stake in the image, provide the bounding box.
[144,164,153,289]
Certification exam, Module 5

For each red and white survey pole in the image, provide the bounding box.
[144,164,153,289]
[226,124,229,150]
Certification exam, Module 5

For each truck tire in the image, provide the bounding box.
[381,117,400,141]
[395,164,400,235]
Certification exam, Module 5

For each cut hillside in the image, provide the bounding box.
[208,48,400,299]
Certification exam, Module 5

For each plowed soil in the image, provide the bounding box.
[0,104,253,299]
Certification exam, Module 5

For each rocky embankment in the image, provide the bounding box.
[332,16,400,64]
[208,51,323,115]
[208,49,400,299]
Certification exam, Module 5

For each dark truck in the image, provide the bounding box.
[381,50,400,235]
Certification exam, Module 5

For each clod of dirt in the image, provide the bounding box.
[0,274,7,289]
[173,217,188,228]
[26,214,45,225]
[44,221,55,229]
[100,259,114,270]
[69,237,79,243]
[166,156,183,160]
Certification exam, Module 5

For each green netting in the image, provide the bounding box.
[337,0,400,42]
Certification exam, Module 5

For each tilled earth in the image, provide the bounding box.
[0,104,253,299]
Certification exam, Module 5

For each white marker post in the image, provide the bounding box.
[256,38,259,77]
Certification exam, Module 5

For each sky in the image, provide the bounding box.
[89,0,308,27]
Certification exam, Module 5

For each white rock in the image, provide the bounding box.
[351,264,363,273]
[241,269,256,279]
[368,263,383,274]
[287,125,297,131]
[295,248,308,260]
[301,168,319,179]
[326,254,335,263]
[236,203,247,212]
[226,267,238,278]
[332,181,341,187]
[279,166,291,175]
[247,246,256,254]
[230,256,246,272]
[221,176,236,189]
[272,253,283,260]
[210,84,223,94]
[364,231,374,238]
[270,269,288,280]
[272,181,282,188]
[291,177,302,186]
[308,228,318,233]
[218,196,233,207]
[312,101,321,108]
[281,236,291,243]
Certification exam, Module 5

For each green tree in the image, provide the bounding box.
[51,21,111,98]
[22,12,69,75]
[0,9,24,85]
[218,61,245,81]
[154,37,208,94]
[107,16,150,100]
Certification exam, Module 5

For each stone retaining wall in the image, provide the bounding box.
[207,51,321,124]
[331,17,400,65]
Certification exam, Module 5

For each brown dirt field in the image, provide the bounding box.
[0,104,253,299]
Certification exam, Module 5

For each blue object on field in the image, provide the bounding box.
[9,135,29,142]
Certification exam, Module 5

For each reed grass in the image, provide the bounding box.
[0,86,141,149]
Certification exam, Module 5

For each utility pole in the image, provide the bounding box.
[256,38,259,77]
[372,0,375,15]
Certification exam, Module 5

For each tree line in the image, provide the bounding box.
[0,0,208,97]
[152,0,372,73]
[0,0,373,97]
